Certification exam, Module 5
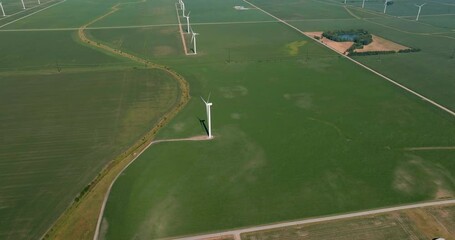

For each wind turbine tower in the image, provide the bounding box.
[201,95,213,138]
[415,3,426,21]
[184,11,191,33]
[21,0,25,9]
[0,2,5,17]
[383,0,389,13]
[191,28,199,54]
[362,0,365,8]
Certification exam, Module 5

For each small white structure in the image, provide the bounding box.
[234,6,249,10]
[38,0,40,4]
[201,95,212,138]
[362,0,365,8]
[21,0,25,9]
[415,3,426,21]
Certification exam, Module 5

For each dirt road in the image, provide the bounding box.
[174,199,455,240]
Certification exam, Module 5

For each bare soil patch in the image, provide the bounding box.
[355,35,409,52]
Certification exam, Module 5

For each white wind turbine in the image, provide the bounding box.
[383,0,389,13]
[184,11,191,33]
[415,3,426,21]
[181,1,185,17]
[191,27,199,54]
[0,2,5,17]
[201,94,213,138]
[21,0,25,9]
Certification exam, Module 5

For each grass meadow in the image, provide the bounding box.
[93,0,455,239]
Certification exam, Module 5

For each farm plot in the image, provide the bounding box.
[96,1,455,238]
[0,68,180,240]
[254,0,455,111]
[240,204,455,240]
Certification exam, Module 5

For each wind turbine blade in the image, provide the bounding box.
[187,11,191,16]
[200,96,207,104]
[207,92,211,102]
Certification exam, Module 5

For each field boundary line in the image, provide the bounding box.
[170,199,455,240]
[175,3,190,55]
[92,136,210,240]
[0,0,66,29]
[243,0,455,117]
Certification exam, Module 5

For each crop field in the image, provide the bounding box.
[0,0,184,239]
[0,68,180,239]
[88,0,455,239]
[241,204,455,240]
[0,0,454,239]
[252,0,455,110]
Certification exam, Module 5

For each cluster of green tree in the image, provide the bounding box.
[322,29,373,45]
[348,50,395,56]
[348,48,421,56]
[398,48,421,53]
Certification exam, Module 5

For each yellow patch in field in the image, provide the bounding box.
[286,41,307,56]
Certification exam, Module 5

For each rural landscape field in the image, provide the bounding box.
[0,0,454,239]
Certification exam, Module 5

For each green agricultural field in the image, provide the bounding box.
[95,0,455,239]
[0,68,180,239]
[256,0,455,110]
[1,0,454,239]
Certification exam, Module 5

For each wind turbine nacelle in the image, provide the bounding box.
[207,103,213,106]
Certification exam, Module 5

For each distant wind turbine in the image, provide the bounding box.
[184,11,190,33]
[0,2,5,16]
[200,94,212,138]
[191,28,199,54]
[383,0,389,13]
[415,3,426,21]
